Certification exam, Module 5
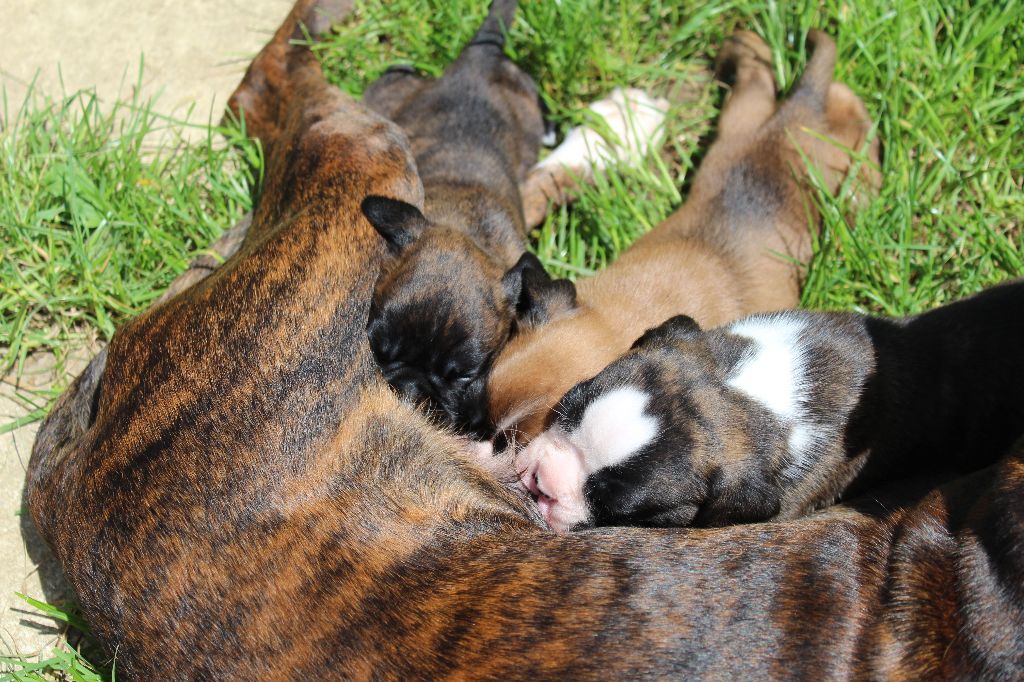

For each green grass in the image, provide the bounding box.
[0,77,260,381]
[1,0,1022,677]
[314,0,1022,310]
[0,596,111,681]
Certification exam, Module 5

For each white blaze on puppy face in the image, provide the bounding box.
[726,315,815,477]
[516,386,660,532]
[571,386,660,472]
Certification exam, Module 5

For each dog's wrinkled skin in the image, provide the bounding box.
[519,282,1024,531]
[359,0,547,437]
[25,3,1024,678]
[486,30,881,450]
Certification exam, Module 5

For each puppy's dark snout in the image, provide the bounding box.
[387,369,428,405]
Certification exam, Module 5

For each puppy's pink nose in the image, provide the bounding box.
[518,430,586,503]
[520,459,542,497]
[516,430,591,532]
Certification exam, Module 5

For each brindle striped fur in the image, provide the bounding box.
[26,2,1024,678]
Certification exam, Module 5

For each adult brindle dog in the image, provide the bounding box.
[26,1,1024,678]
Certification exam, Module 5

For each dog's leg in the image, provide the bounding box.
[714,30,777,138]
[520,88,670,227]
[226,0,421,242]
[769,31,881,198]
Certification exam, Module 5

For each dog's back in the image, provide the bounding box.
[359,0,548,435]
[364,0,543,258]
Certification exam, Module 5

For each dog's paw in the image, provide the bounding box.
[536,87,670,177]
[301,0,355,37]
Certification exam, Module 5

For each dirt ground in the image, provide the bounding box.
[0,0,290,659]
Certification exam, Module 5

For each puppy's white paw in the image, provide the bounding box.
[536,87,670,178]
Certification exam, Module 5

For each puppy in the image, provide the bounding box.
[486,30,881,450]
[360,0,547,437]
[517,280,1024,531]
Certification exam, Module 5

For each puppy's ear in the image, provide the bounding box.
[631,314,701,350]
[361,195,428,254]
[502,253,577,329]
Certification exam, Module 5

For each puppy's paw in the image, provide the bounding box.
[520,88,669,226]
[714,30,773,84]
[538,87,670,178]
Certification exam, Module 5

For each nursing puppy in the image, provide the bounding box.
[487,30,881,449]
[518,280,1024,531]
[360,0,546,436]
[25,3,1024,677]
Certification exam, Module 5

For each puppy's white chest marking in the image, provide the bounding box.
[726,316,815,475]
[569,386,660,473]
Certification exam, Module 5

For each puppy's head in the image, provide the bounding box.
[362,195,565,437]
[515,315,787,532]
[484,275,589,451]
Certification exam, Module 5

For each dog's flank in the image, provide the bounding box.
[24,3,1024,678]
[486,30,881,452]
[518,281,1024,531]
[360,0,547,437]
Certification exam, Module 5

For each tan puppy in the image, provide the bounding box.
[486,31,881,449]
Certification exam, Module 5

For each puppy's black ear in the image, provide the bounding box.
[631,314,701,350]
[501,252,544,303]
[361,195,428,254]
[502,253,577,330]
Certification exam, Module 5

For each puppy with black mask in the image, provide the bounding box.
[515,280,1024,532]
[360,0,548,437]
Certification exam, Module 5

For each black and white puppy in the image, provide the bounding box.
[515,280,1024,531]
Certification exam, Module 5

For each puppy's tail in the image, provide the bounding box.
[469,0,518,50]
[790,30,836,104]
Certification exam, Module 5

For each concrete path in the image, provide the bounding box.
[0,0,291,660]
[1,0,291,130]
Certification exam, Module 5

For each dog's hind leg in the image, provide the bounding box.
[226,0,422,242]
[714,30,778,139]
[224,0,352,155]
[768,31,881,197]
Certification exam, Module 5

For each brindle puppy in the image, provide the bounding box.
[516,280,1024,531]
[25,3,1024,678]
[360,0,547,437]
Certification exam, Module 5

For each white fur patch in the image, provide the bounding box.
[567,386,660,473]
[727,317,806,420]
[727,316,814,477]
[536,87,669,178]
